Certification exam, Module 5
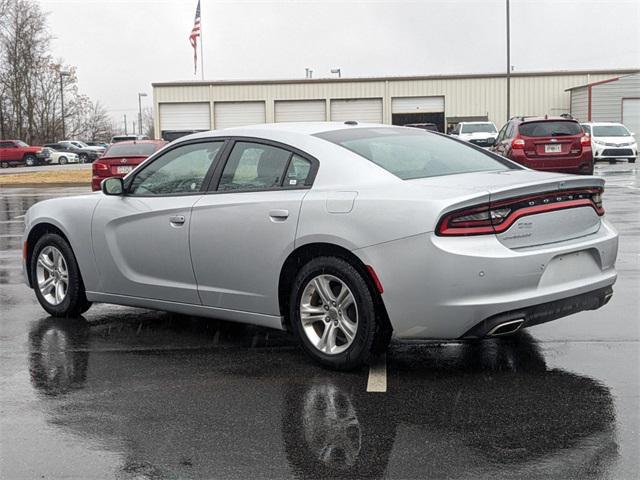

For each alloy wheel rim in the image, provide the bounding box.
[300,274,358,355]
[36,246,68,305]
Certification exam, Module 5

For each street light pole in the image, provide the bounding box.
[59,70,70,140]
[506,0,511,122]
[138,93,148,136]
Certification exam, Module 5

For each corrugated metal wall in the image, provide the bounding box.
[570,87,589,122]
[591,74,640,123]
[153,71,635,137]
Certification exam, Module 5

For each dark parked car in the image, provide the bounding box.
[44,141,101,163]
[91,140,167,190]
[492,116,593,175]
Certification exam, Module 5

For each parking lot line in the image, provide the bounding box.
[367,353,387,393]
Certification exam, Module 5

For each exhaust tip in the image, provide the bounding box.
[488,319,525,337]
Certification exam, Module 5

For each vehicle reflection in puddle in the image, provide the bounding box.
[26,315,618,479]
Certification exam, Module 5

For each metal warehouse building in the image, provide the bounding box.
[568,72,640,134]
[152,69,638,140]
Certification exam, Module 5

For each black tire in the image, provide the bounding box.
[608,159,616,164]
[79,153,88,163]
[59,156,68,165]
[629,158,636,163]
[24,154,36,167]
[290,256,384,370]
[0,161,8,168]
[30,233,92,317]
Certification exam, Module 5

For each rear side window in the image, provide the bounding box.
[518,121,582,137]
[316,127,516,180]
[218,142,291,192]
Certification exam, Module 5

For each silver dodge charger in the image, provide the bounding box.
[23,123,618,369]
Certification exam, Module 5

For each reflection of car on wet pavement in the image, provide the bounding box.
[22,123,619,369]
[27,317,617,480]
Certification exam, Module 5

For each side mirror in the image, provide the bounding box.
[101,177,124,196]
[486,137,496,146]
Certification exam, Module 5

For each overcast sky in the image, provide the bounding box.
[39,0,639,123]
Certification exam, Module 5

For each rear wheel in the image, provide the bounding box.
[59,156,68,165]
[79,153,88,163]
[290,256,385,370]
[0,161,8,168]
[24,154,36,167]
[31,233,92,317]
[608,159,616,164]
[629,158,636,164]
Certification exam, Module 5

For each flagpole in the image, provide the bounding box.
[200,1,204,80]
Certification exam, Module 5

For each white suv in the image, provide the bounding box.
[581,122,637,164]
[450,122,498,148]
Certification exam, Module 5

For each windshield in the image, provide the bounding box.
[592,125,631,137]
[460,123,497,134]
[105,143,159,157]
[316,127,516,180]
[16,141,29,147]
[518,121,582,137]
[74,141,89,148]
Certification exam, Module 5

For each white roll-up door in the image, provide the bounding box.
[214,102,266,129]
[622,99,640,139]
[391,96,445,114]
[274,100,326,122]
[159,103,211,131]
[330,99,383,123]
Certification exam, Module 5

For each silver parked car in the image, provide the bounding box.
[23,123,618,369]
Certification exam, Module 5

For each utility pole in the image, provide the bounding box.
[506,0,511,121]
[59,70,70,140]
[124,114,127,135]
[138,93,148,136]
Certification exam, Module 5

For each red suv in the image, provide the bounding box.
[92,140,167,191]
[492,117,593,175]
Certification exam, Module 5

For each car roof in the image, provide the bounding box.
[515,116,577,123]
[581,122,625,126]
[459,121,495,124]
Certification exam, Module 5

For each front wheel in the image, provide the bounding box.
[79,153,88,163]
[31,233,92,317]
[59,156,68,165]
[0,161,8,168]
[629,158,636,164]
[290,256,385,370]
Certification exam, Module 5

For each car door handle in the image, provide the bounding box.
[169,215,185,226]
[269,209,289,221]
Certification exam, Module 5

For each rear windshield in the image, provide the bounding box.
[315,127,516,180]
[518,121,582,137]
[460,123,497,134]
[105,143,159,157]
[592,125,630,137]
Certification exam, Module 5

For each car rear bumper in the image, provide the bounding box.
[354,220,618,339]
[510,151,593,173]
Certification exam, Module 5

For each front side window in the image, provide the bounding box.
[129,141,223,196]
[218,142,292,192]
[316,127,516,180]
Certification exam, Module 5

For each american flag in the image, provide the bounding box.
[189,0,201,75]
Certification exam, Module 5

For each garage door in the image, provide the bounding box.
[214,102,266,129]
[622,98,640,139]
[275,100,326,122]
[159,103,211,131]
[391,96,444,114]
[330,99,383,123]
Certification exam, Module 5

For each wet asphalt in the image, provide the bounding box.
[1,163,638,480]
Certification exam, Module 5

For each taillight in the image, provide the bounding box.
[437,188,604,236]
[93,161,108,172]
[511,138,525,149]
[580,135,591,146]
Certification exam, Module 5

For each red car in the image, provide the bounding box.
[492,116,593,175]
[92,140,167,191]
